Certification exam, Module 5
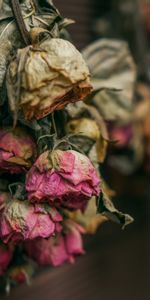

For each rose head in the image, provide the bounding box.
[7,38,92,121]
[25,220,85,267]
[26,149,100,211]
[0,128,36,174]
[66,118,100,141]
[0,199,63,243]
[65,117,108,163]
[0,244,13,276]
[25,237,68,267]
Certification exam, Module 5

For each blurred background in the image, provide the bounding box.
[1,0,150,299]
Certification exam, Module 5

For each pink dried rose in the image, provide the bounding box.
[0,128,36,174]
[26,149,100,211]
[0,244,13,276]
[25,236,68,267]
[0,199,62,243]
[25,220,85,267]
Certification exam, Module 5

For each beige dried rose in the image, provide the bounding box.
[65,117,108,163]
[7,37,92,121]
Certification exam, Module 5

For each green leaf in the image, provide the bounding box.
[97,189,134,229]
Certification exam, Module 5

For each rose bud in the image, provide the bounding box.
[26,149,100,211]
[7,37,92,121]
[0,128,36,174]
[0,244,13,276]
[25,220,85,267]
[0,199,63,243]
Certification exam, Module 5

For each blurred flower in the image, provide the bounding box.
[82,39,136,122]
[0,244,13,276]
[0,199,62,243]
[64,220,85,262]
[107,122,133,148]
[9,268,26,284]
[26,149,100,211]
[8,265,34,284]
[7,37,92,121]
[25,220,85,267]
[0,128,36,174]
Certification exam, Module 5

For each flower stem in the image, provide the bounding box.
[10,0,31,45]
[51,112,58,138]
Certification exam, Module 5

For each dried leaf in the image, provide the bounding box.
[97,185,134,229]
[82,39,137,121]
[67,197,107,234]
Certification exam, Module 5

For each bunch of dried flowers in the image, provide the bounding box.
[0,0,133,293]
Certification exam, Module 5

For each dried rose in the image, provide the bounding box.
[25,220,85,267]
[64,220,85,262]
[0,128,36,174]
[0,199,62,243]
[7,37,92,121]
[65,117,107,162]
[66,118,100,141]
[26,149,100,211]
[25,236,68,267]
[0,243,13,276]
[0,1,74,90]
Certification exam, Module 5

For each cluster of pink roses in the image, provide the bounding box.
[0,129,100,283]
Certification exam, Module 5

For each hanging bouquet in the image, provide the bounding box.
[0,0,133,293]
